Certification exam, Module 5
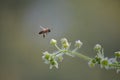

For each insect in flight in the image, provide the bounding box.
[39,26,51,38]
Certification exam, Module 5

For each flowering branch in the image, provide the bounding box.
[42,38,120,73]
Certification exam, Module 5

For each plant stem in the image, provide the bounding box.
[55,44,61,51]
[69,51,92,61]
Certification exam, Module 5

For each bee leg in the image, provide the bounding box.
[43,34,45,38]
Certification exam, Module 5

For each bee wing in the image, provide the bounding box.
[40,26,46,30]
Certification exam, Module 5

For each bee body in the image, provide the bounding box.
[39,26,51,38]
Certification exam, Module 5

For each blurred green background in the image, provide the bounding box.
[0,0,120,80]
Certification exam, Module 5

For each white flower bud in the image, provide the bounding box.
[75,40,83,48]
[42,51,51,64]
[61,38,68,44]
[62,42,70,49]
[50,39,57,45]
[61,38,70,49]
[114,51,120,58]
[88,60,95,68]
[94,44,101,51]
[49,59,58,69]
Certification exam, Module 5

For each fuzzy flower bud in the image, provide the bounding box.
[56,54,64,62]
[42,51,59,69]
[50,39,57,45]
[61,38,68,44]
[61,38,70,49]
[50,60,58,69]
[42,51,51,64]
[75,40,83,48]
[42,51,50,60]
[62,42,70,49]
[88,59,96,67]
[114,51,120,58]
[94,44,102,51]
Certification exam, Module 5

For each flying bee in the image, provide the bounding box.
[39,26,51,38]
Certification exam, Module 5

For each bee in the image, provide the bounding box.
[39,26,51,38]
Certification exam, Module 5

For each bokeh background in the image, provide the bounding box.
[0,0,120,80]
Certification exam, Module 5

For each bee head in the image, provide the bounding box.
[48,29,51,32]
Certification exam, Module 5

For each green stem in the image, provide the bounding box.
[109,63,120,69]
[55,44,61,51]
[69,51,92,61]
